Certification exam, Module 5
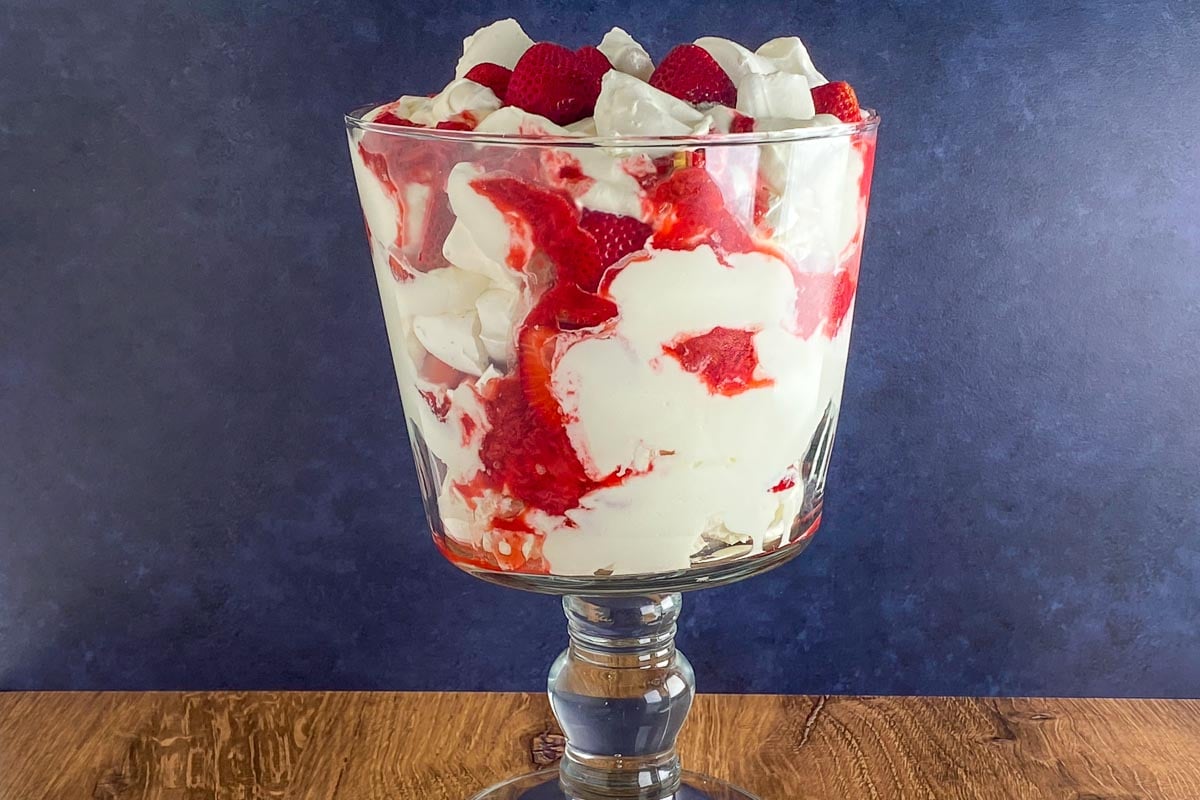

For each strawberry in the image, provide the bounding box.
[534,283,619,330]
[470,174,602,289]
[811,81,861,123]
[663,326,772,396]
[730,112,756,133]
[372,110,421,127]
[650,167,756,254]
[649,44,736,106]
[517,324,561,423]
[826,268,857,336]
[413,192,455,272]
[463,62,513,102]
[505,42,594,125]
[435,119,473,131]
[575,45,612,108]
[580,210,652,276]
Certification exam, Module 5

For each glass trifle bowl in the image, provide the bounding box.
[346,105,878,799]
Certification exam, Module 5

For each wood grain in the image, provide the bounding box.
[1,692,1197,800]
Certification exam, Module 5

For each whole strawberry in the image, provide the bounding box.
[649,44,736,107]
[811,81,861,123]
[506,42,595,125]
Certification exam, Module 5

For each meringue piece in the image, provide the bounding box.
[694,36,778,85]
[574,150,648,217]
[395,265,490,317]
[704,105,741,134]
[736,72,815,121]
[412,311,488,376]
[755,36,828,86]
[475,287,521,363]
[429,78,501,123]
[454,18,535,79]
[443,219,521,289]
[597,27,654,81]
[472,106,571,136]
[446,162,533,271]
[565,117,599,136]
[594,71,708,137]
[400,183,431,254]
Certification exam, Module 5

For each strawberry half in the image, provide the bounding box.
[506,42,594,125]
[575,45,612,110]
[580,210,652,276]
[811,81,862,123]
[463,62,513,102]
[649,44,736,107]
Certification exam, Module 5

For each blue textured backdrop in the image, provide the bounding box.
[2,0,1198,696]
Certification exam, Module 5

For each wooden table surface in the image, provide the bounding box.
[1,692,1198,800]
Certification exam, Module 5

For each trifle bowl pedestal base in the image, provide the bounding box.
[470,767,759,800]
[465,593,758,800]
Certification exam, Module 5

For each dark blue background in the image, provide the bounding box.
[2,0,1198,696]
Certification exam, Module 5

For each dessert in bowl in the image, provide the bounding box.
[346,20,878,798]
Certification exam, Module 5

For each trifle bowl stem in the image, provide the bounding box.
[472,593,756,800]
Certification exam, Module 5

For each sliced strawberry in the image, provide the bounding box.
[811,81,861,123]
[535,283,619,330]
[412,192,455,272]
[650,167,756,254]
[435,119,473,131]
[664,326,772,396]
[506,42,593,125]
[580,210,652,275]
[517,324,561,423]
[649,44,736,106]
[463,62,513,102]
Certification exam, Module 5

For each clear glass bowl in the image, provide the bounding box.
[345,109,878,596]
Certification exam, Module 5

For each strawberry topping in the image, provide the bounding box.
[478,375,599,516]
[811,81,861,123]
[469,174,603,290]
[664,326,772,396]
[650,167,756,254]
[649,44,737,107]
[372,110,420,127]
[505,42,600,125]
[463,62,513,102]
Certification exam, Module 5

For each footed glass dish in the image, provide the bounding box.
[346,109,879,799]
